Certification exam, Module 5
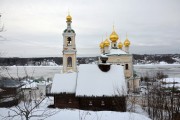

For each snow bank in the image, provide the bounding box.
[0,108,151,120]
[0,97,151,120]
[46,109,151,120]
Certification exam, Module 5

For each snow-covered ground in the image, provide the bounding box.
[0,108,151,120]
[46,110,151,120]
[0,97,151,120]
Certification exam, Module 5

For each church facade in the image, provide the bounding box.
[50,13,127,111]
[99,28,140,92]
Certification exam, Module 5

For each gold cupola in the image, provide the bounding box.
[124,34,131,47]
[104,38,110,47]
[99,41,104,49]
[118,42,123,49]
[66,12,72,22]
[109,26,119,42]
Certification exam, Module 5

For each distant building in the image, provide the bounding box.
[21,80,52,101]
[161,78,180,92]
[0,79,22,107]
[50,14,128,111]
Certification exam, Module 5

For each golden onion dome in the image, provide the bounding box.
[66,14,72,22]
[118,42,123,49]
[124,38,130,47]
[109,26,119,42]
[99,41,104,49]
[104,39,110,47]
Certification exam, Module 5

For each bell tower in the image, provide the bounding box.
[62,13,77,73]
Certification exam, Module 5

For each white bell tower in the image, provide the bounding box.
[62,13,77,73]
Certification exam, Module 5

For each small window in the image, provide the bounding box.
[125,64,128,70]
[68,99,72,104]
[89,101,93,106]
[101,101,105,106]
[67,57,72,67]
[112,100,116,105]
[67,37,72,46]
[117,59,120,63]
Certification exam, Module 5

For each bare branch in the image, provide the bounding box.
[4,67,14,80]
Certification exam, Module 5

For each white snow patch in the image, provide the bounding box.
[159,61,168,65]
[106,49,127,55]
[0,97,151,120]
[46,109,151,120]
[100,54,108,57]
[0,107,151,120]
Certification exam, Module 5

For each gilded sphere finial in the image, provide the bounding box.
[99,41,104,49]
[104,38,110,47]
[124,34,130,47]
[109,26,119,42]
[118,42,123,49]
[66,11,72,22]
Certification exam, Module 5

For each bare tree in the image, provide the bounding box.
[142,72,180,120]
[0,78,58,120]
[0,13,7,77]
[0,13,4,32]
[127,94,139,112]
[0,66,58,119]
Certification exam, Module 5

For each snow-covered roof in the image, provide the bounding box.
[100,54,108,58]
[162,78,180,83]
[76,64,127,97]
[21,80,52,89]
[0,79,22,88]
[22,80,37,88]
[51,72,77,94]
[38,81,52,86]
[106,49,127,56]
[161,78,180,89]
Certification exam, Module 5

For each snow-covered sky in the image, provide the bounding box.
[0,0,180,57]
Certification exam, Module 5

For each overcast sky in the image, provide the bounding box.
[0,0,180,57]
